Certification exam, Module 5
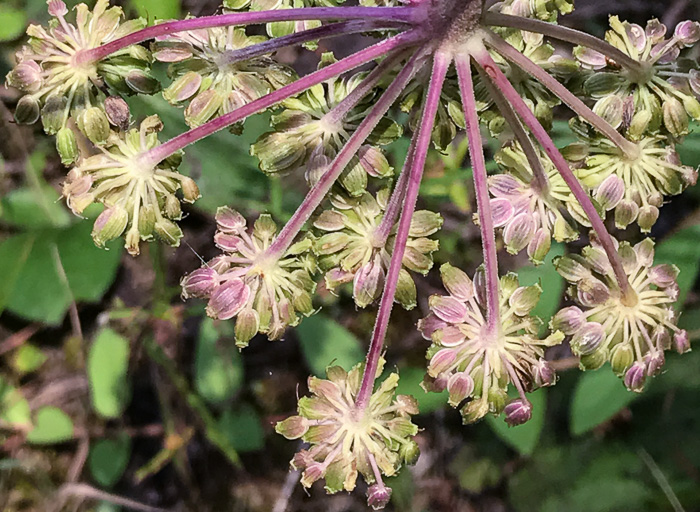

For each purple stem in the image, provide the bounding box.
[372,127,419,244]
[455,53,500,334]
[263,48,429,261]
[484,31,640,159]
[139,30,421,167]
[78,6,417,64]
[482,12,644,74]
[471,46,635,304]
[219,20,398,66]
[355,51,451,411]
[479,67,549,194]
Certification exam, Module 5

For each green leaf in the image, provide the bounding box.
[194,318,243,404]
[0,185,72,230]
[394,366,447,414]
[296,314,364,376]
[518,243,565,325]
[26,406,74,444]
[89,435,132,488]
[0,377,31,428]
[0,234,35,315]
[569,366,637,436]
[129,0,180,20]
[655,225,700,306]
[0,6,26,42]
[88,329,131,419]
[486,389,546,456]
[219,403,264,452]
[10,344,47,375]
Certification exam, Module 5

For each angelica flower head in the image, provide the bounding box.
[418,264,563,424]
[553,237,689,390]
[314,190,442,309]
[62,115,200,255]
[181,208,317,347]
[276,359,419,504]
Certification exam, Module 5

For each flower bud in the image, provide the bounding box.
[673,329,691,354]
[92,207,129,248]
[533,360,556,387]
[181,267,219,299]
[439,263,474,301]
[527,228,551,264]
[503,212,535,254]
[367,484,392,510]
[353,260,384,308]
[508,285,541,316]
[428,349,456,378]
[554,255,589,282]
[674,20,700,46]
[579,348,608,370]
[460,398,489,424]
[81,107,111,145]
[275,415,309,440]
[154,218,183,246]
[571,322,605,355]
[14,95,41,125]
[180,176,201,203]
[447,372,474,407]
[595,175,625,211]
[649,264,680,288]
[643,351,665,376]
[646,19,667,42]
[593,95,624,128]
[400,440,420,465]
[125,69,160,95]
[163,71,203,104]
[40,95,66,133]
[56,127,79,165]
[487,387,507,414]
[576,278,610,307]
[206,279,250,320]
[358,145,392,178]
[637,205,659,232]
[610,343,634,376]
[504,398,532,426]
[47,0,68,17]
[421,374,448,393]
[614,200,639,229]
[7,61,42,93]
[104,96,130,131]
[663,97,689,137]
[395,269,417,310]
[628,110,652,140]
[137,204,156,237]
[429,295,468,324]
[623,361,647,392]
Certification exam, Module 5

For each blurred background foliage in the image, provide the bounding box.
[1,0,700,511]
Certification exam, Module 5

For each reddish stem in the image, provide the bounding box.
[455,53,500,334]
[355,50,451,411]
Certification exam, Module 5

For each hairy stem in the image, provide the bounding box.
[472,46,635,304]
[456,53,500,334]
[219,20,399,66]
[355,51,451,411]
[139,31,421,167]
[479,67,549,193]
[263,48,429,261]
[482,12,644,74]
[78,6,418,64]
[484,31,640,160]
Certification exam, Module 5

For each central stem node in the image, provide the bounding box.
[424,0,485,49]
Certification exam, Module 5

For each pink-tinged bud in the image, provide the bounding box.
[206,255,230,274]
[354,260,385,308]
[575,47,607,69]
[215,206,246,234]
[624,362,647,392]
[649,264,680,288]
[92,206,128,247]
[421,374,448,393]
[615,200,639,229]
[571,322,605,356]
[533,360,556,387]
[358,145,392,178]
[439,263,474,302]
[673,330,691,354]
[555,256,589,282]
[213,232,242,253]
[206,279,250,320]
[646,19,667,43]
[181,267,219,299]
[595,175,625,210]
[367,484,392,510]
[674,20,700,46]
[47,0,68,16]
[527,228,551,264]
[447,372,474,407]
[503,212,535,254]
[275,415,309,440]
[643,351,665,376]
[434,325,466,347]
[104,96,130,131]
[313,210,345,231]
[428,349,457,377]
[664,282,680,301]
[7,61,43,93]
[416,314,446,340]
[489,174,523,197]
[429,295,467,324]
[491,198,514,227]
[625,23,646,51]
[577,278,610,307]
[301,463,325,487]
[504,398,532,426]
[651,42,680,64]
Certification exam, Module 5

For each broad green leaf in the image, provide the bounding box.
[10,344,47,375]
[655,225,700,305]
[219,403,264,452]
[129,0,180,20]
[0,234,35,315]
[570,365,637,436]
[89,435,132,487]
[88,329,131,419]
[297,314,364,376]
[0,377,31,428]
[0,185,72,230]
[194,318,243,404]
[486,389,546,456]
[518,243,565,325]
[26,406,74,444]
[394,366,447,414]
[0,6,26,41]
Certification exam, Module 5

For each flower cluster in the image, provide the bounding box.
[6,0,157,162]
[418,264,563,425]
[276,359,419,501]
[62,115,200,255]
[153,25,295,128]
[181,207,316,347]
[553,238,689,391]
[314,190,442,309]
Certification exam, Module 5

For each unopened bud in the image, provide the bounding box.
[504,398,532,426]
[400,440,420,465]
[125,69,160,95]
[663,97,689,137]
[40,95,65,133]
[180,176,200,203]
[367,484,392,510]
[595,175,625,211]
[275,415,309,440]
[610,343,634,376]
[56,127,79,165]
[674,20,700,46]
[81,107,111,145]
[104,96,130,130]
[92,206,128,247]
[7,61,42,93]
[206,279,250,320]
[181,267,219,299]
[447,372,474,407]
[623,361,647,392]
[643,351,665,376]
[571,322,605,356]
[533,360,556,387]
[579,348,608,370]
[673,330,691,354]
[154,218,183,246]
